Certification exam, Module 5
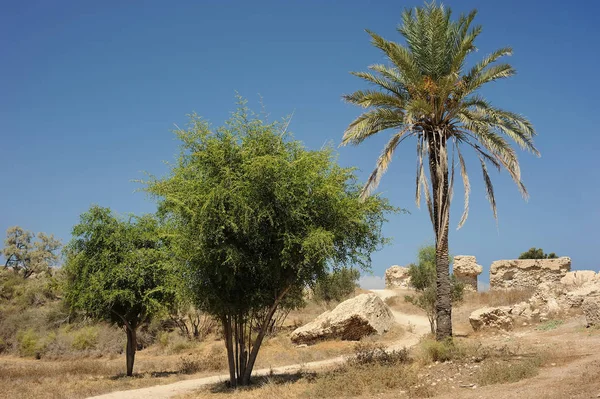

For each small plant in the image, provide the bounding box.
[71,326,99,351]
[419,337,469,363]
[536,319,563,331]
[477,357,542,385]
[178,354,202,374]
[16,329,40,357]
[352,342,410,366]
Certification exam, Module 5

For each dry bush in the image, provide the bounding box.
[178,346,226,374]
[351,342,410,366]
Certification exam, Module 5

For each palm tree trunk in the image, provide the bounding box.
[428,134,453,341]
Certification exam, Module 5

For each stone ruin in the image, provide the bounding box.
[384,265,411,289]
[489,257,571,290]
[453,255,483,291]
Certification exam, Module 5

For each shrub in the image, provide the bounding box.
[518,248,558,259]
[71,326,98,351]
[419,338,470,363]
[352,342,410,366]
[16,329,40,357]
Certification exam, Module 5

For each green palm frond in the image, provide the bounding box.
[342,1,538,227]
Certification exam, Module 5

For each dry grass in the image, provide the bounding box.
[462,289,535,308]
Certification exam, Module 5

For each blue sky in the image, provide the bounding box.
[2,1,599,288]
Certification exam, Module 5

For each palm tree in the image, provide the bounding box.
[341,2,539,340]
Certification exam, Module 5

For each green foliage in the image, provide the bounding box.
[518,248,558,259]
[313,268,360,304]
[16,329,40,357]
[64,206,177,331]
[2,226,61,279]
[536,319,563,331]
[145,99,396,385]
[404,245,463,333]
[71,326,99,351]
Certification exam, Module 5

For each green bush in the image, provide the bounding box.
[313,268,360,304]
[518,248,557,259]
[16,329,40,357]
[71,326,98,351]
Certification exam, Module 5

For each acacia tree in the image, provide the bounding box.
[2,226,61,278]
[64,206,177,376]
[341,2,538,339]
[146,102,394,387]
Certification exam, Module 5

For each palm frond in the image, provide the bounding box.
[456,145,470,229]
[341,108,404,146]
[479,155,497,219]
[361,128,413,200]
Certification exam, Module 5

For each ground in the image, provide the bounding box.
[1,289,599,399]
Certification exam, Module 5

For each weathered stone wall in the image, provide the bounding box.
[489,257,571,290]
[453,255,483,291]
[384,265,411,289]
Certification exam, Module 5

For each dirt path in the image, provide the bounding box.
[89,290,429,399]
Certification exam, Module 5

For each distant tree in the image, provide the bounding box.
[518,247,558,259]
[313,268,360,304]
[405,245,463,334]
[2,226,61,278]
[145,101,395,387]
[64,206,177,376]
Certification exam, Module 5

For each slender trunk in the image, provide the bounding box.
[222,316,236,388]
[241,286,292,385]
[435,225,452,340]
[125,327,137,376]
[428,132,453,341]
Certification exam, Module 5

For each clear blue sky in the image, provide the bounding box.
[2,1,599,288]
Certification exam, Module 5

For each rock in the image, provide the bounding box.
[560,270,599,288]
[385,265,411,289]
[454,256,483,291]
[469,307,514,331]
[564,281,600,308]
[290,293,394,344]
[582,297,600,327]
[489,257,571,290]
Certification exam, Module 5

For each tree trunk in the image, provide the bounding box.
[125,327,137,377]
[435,224,452,340]
[428,132,453,341]
[222,316,237,388]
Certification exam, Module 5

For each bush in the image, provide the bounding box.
[518,248,557,259]
[16,329,41,357]
[313,268,360,304]
[71,326,98,351]
[352,342,410,366]
[419,338,470,363]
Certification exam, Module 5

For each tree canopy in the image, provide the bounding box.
[341,2,538,339]
[145,101,396,386]
[518,247,557,259]
[64,206,177,376]
[2,226,61,279]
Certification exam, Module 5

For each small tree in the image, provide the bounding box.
[2,226,61,278]
[145,101,395,386]
[64,206,177,376]
[518,248,557,259]
[405,245,463,334]
[313,268,360,304]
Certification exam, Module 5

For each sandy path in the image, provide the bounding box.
[88,290,428,399]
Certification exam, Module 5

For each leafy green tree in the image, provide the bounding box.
[64,206,177,376]
[518,248,557,259]
[145,101,395,386]
[405,245,463,334]
[313,268,360,304]
[2,226,61,279]
[341,2,538,340]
